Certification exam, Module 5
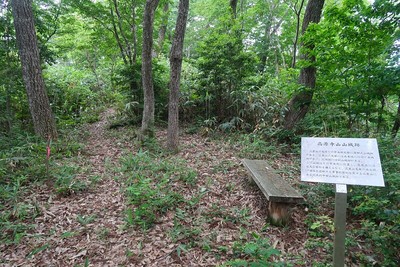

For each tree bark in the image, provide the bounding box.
[291,0,305,68]
[230,0,238,18]
[284,0,325,130]
[4,23,14,134]
[167,0,189,152]
[131,4,138,63]
[109,4,128,65]
[6,87,12,133]
[139,0,160,141]
[392,97,400,138]
[112,0,133,66]
[11,0,57,140]
[156,3,169,57]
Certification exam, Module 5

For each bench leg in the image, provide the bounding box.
[245,172,256,185]
[268,202,290,226]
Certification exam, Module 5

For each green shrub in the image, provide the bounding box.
[348,137,400,265]
[54,165,87,196]
[120,149,198,230]
[225,232,283,267]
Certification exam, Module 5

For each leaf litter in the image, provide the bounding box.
[1,109,342,266]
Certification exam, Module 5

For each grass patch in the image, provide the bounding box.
[54,165,88,196]
[0,129,85,245]
[119,148,198,230]
[224,232,283,267]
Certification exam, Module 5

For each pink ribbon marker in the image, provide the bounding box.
[47,145,51,159]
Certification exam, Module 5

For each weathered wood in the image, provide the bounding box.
[242,159,304,204]
[268,201,291,226]
[333,185,347,267]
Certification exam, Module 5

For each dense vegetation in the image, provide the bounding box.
[1,0,399,265]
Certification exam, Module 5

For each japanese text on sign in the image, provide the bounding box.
[301,137,384,186]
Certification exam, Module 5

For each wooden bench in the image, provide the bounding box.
[242,159,304,225]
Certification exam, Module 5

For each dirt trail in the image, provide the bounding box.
[1,109,310,266]
[2,109,136,266]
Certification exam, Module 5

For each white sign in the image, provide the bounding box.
[336,184,347,193]
[301,137,384,186]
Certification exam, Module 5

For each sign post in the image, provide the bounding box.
[333,184,347,266]
[301,137,384,266]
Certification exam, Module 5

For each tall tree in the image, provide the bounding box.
[284,0,325,130]
[155,2,169,57]
[392,97,400,138]
[11,0,57,140]
[167,0,190,152]
[65,0,141,97]
[290,0,306,68]
[139,0,160,141]
[230,0,238,18]
[309,0,399,133]
[249,0,291,73]
[0,2,17,134]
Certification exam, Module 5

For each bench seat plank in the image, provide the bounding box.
[243,159,304,204]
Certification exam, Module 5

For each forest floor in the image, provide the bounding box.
[1,109,350,266]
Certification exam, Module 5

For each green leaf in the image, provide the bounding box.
[26,244,50,258]
[244,243,258,255]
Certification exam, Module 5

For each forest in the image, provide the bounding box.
[1,0,399,265]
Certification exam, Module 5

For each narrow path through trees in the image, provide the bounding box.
[2,109,133,265]
[2,109,323,266]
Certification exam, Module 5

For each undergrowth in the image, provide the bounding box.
[348,137,400,265]
[222,128,400,266]
[0,129,84,245]
[224,232,284,267]
[119,148,198,230]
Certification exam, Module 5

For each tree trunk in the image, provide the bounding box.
[109,4,128,65]
[11,0,57,140]
[291,0,305,68]
[112,0,133,66]
[131,4,138,63]
[284,0,325,130]
[392,97,400,138]
[230,0,238,18]
[259,20,271,72]
[156,3,169,57]
[376,96,385,133]
[139,0,160,141]
[167,0,189,152]
[6,86,12,133]
[4,23,13,134]
[85,50,101,90]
